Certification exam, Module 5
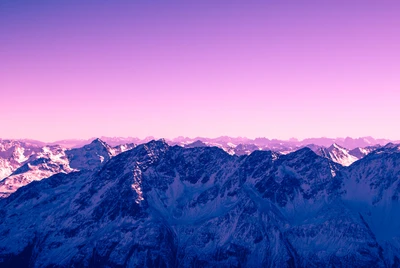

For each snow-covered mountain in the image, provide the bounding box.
[0,144,72,198]
[308,143,359,166]
[0,139,135,198]
[1,140,400,266]
[0,140,43,180]
[348,145,380,159]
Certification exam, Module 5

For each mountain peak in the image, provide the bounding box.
[141,139,170,153]
[383,142,398,148]
[289,146,318,160]
[329,143,345,150]
[185,140,208,148]
[91,138,106,146]
[371,143,400,155]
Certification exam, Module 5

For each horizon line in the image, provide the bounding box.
[1,135,399,144]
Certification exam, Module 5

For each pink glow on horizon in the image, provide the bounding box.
[1,1,400,141]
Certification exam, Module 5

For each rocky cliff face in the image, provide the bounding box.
[0,140,399,267]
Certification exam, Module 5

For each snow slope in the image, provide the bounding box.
[309,143,360,166]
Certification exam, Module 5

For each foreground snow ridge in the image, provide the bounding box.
[0,139,400,267]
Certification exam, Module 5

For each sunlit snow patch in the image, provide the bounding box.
[131,164,144,204]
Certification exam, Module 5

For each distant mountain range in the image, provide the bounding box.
[1,136,400,266]
[6,135,397,150]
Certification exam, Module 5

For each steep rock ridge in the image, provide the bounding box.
[0,140,395,267]
[252,148,341,205]
[110,143,136,156]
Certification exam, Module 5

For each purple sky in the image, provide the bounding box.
[1,0,399,141]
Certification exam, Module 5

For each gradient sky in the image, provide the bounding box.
[1,0,399,141]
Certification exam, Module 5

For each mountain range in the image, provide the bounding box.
[0,137,400,267]
[5,135,396,150]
